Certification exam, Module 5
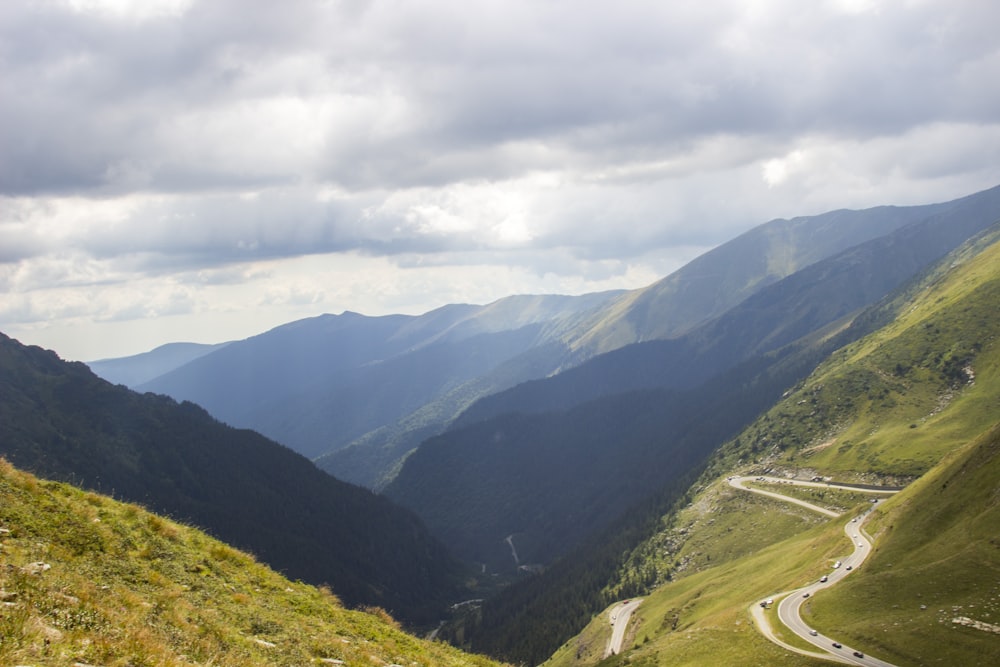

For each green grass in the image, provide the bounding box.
[603,479,832,601]
[804,423,1000,666]
[723,237,1000,481]
[544,479,864,667]
[743,481,876,514]
[0,459,507,667]
[545,234,1000,667]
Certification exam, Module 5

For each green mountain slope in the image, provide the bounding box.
[805,422,1000,666]
[0,333,466,625]
[564,197,957,357]
[0,459,507,667]
[540,220,1000,667]
[721,225,1000,479]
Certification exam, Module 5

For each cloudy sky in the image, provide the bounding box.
[2,0,999,361]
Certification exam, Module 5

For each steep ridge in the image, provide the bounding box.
[386,215,1000,571]
[0,333,466,626]
[563,197,958,358]
[90,189,997,492]
[317,191,993,489]
[448,225,1000,665]
[0,459,507,667]
[133,294,620,461]
[318,193,980,486]
[456,187,1000,426]
[88,341,230,387]
[385,312,868,571]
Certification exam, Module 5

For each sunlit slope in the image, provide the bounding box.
[543,482,862,667]
[544,229,1000,667]
[805,423,1000,666]
[0,460,507,667]
[722,227,1000,478]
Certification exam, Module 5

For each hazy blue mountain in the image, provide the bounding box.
[0,333,465,625]
[87,341,230,387]
[136,294,621,460]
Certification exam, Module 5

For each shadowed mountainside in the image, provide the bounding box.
[0,333,467,626]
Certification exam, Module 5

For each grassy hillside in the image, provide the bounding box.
[806,423,1000,666]
[545,430,999,667]
[0,333,465,625]
[542,229,1000,666]
[0,459,507,667]
[720,226,1000,479]
[540,477,884,666]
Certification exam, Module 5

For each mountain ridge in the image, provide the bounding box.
[469,220,1000,665]
[0,333,467,625]
[90,186,1000,492]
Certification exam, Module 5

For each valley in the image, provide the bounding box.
[3,185,999,666]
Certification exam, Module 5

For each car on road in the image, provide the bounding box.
[832,642,842,648]
[809,630,818,636]
[820,575,828,582]
[853,651,865,658]
[846,565,853,570]
[802,592,810,598]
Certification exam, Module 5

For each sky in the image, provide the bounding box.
[2,0,1000,361]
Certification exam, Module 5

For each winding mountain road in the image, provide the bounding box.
[729,475,900,666]
[603,598,643,658]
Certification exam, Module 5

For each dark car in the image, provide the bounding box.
[853,651,865,658]
[832,642,842,648]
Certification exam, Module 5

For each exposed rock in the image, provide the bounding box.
[21,561,51,575]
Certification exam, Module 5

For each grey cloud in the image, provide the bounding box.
[4,0,999,198]
[0,0,998,292]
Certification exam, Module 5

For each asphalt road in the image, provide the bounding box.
[730,475,900,666]
[603,598,643,658]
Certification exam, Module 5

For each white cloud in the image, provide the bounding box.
[1,0,999,359]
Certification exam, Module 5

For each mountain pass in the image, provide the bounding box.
[603,598,643,658]
[730,475,900,666]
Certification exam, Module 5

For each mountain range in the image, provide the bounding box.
[455,209,1000,665]
[6,183,999,666]
[90,186,1000,496]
